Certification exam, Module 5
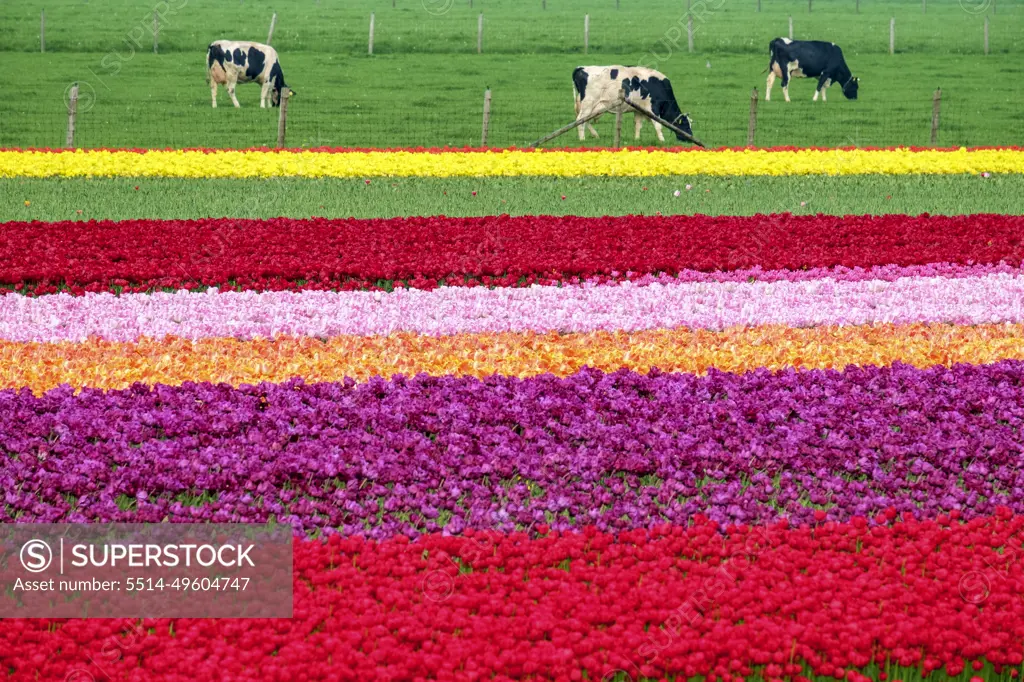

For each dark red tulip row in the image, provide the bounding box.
[2,213,1023,295]
[3,512,1024,681]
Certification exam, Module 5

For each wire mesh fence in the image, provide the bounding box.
[0,86,984,150]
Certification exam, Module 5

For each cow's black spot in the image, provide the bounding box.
[609,68,618,79]
[225,51,232,63]
[245,47,266,80]
[207,43,226,69]
[232,48,247,67]
[572,67,589,100]
[630,76,641,90]
[639,78,651,100]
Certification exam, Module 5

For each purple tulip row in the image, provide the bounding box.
[3,362,1022,537]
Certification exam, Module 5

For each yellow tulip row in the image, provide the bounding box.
[1,147,1021,177]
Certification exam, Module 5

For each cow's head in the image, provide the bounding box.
[843,76,859,100]
[673,113,694,142]
[271,86,296,107]
[269,62,294,107]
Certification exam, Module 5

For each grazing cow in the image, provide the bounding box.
[206,40,294,108]
[572,65,694,143]
[765,38,859,102]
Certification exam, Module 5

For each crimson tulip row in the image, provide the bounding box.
[2,213,1023,294]
[2,513,1023,681]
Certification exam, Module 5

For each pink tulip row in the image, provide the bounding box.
[1,271,1023,342]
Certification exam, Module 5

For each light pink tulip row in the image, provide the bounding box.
[2,269,1022,343]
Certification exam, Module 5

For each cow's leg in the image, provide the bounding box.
[260,81,272,109]
[781,70,791,103]
[765,69,776,101]
[227,79,241,108]
[634,113,643,140]
[577,117,587,141]
[588,114,601,138]
[814,75,829,102]
[653,121,665,143]
[210,80,218,108]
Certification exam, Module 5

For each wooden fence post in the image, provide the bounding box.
[542,0,546,9]
[808,0,812,12]
[788,16,793,40]
[930,88,941,146]
[368,13,375,55]
[757,0,761,11]
[687,14,694,52]
[616,0,620,8]
[747,87,758,146]
[922,0,925,13]
[855,0,859,13]
[613,110,622,148]
[481,88,492,146]
[40,10,45,53]
[477,13,483,54]
[584,14,589,54]
[153,11,159,54]
[984,16,989,55]
[277,88,290,148]
[267,12,277,45]
[65,83,79,149]
[889,17,895,55]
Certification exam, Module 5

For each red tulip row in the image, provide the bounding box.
[3,213,1022,295]
[3,511,1024,681]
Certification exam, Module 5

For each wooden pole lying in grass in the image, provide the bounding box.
[687,15,694,52]
[890,18,895,55]
[368,13,375,55]
[528,108,609,147]
[584,14,589,55]
[613,111,622,148]
[620,97,706,147]
[277,87,290,148]
[267,12,278,45]
[477,13,483,54]
[984,16,989,55]
[481,88,492,146]
[153,10,159,54]
[747,87,758,147]
[930,88,941,146]
[40,10,45,53]
[65,83,78,149]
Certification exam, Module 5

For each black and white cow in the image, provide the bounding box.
[572,66,694,143]
[206,40,294,108]
[765,38,859,102]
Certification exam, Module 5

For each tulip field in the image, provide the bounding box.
[3,144,1024,681]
